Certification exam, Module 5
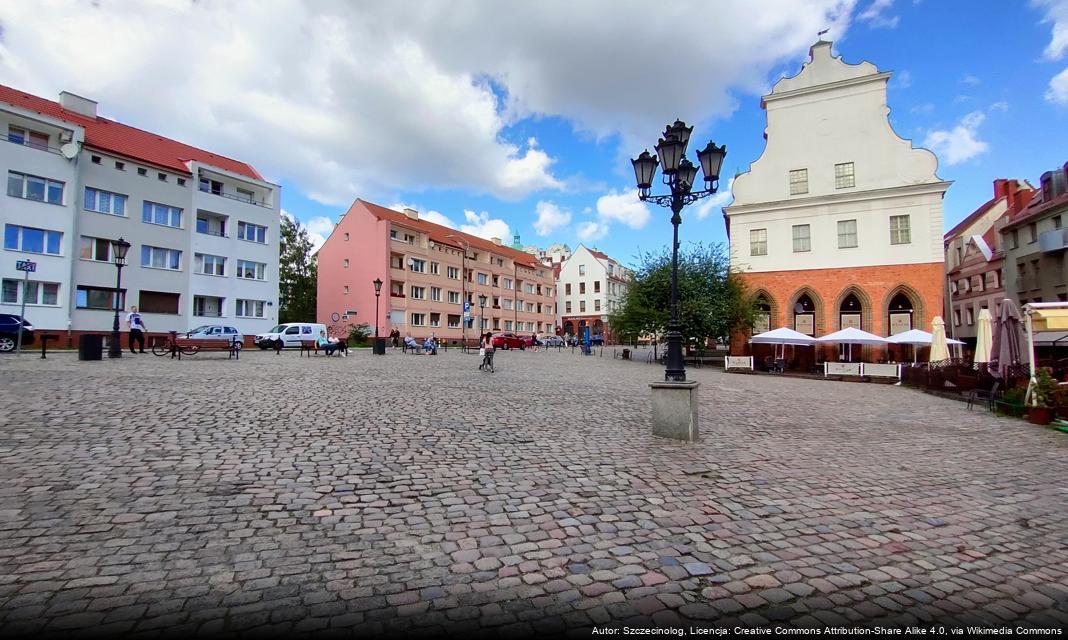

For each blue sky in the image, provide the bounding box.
[2,1,1066,267]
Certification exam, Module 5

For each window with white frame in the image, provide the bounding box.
[7,126,49,150]
[579,264,586,276]
[141,245,181,270]
[447,266,460,279]
[142,201,182,228]
[448,291,460,304]
[430,262,440,275]
[410,258,426,273]
[410,285,425,300]
[889,215,911,245]
[236,188,255,203]
[789,169,808,195]
[834,162,855,189]
[447,314,461,328]
[749,229,767,256]
[837,219,858,248]
[79,236,113,262]
[504,320,513,331]
[236,299,265,318]
[477,273,488,285]
[84,187,127,216]
[792,224,811,252]
[502,299,512,310]
[237,221,267,243]
[4,224,62,255]
[236,259,266,280]
[429,312,440,327]
[1,279,59,306]
[411,312,425,326]
[76,286,124,310]
[430,287,441,302]
[503,278,513,290]
[196,253,226,276]
[7,171,64,204]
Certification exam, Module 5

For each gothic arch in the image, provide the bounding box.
[882,284,924,334]
[832,285,874,332]
[751,288,778,333]
[788,286,825,336]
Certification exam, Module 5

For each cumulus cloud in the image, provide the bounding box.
[960,74,981,85]
[857,0,899,28]
[533,201,572,236]
[577,221,609,242]
[693,178,736,221]
[893,70,911,89]
[305,216,335,253]
[389,203,457,228]
[1047,67,1068,104]
[460,210,511,242]
[595,191,651,229]
[1034,0,1068,61]
[923,111,989,165]
[0,0,855,206]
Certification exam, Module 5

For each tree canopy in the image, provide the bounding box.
[609,242,756,347]
[279,214,318,324]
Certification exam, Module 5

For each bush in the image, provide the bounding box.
[1002,383,1028,406]
[1032,368,1058,409]
[347,323,371,346]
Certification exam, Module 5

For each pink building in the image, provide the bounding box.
[317,199,556,343]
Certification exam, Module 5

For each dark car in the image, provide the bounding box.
[491,332,525,350]
[0,314,34,352]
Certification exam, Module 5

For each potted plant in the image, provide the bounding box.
[997,384,1028,417]
[1028,369,1058,425]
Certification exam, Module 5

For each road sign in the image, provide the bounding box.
[463,300,471,319]
[15,260,36,272]
[14,261,35,356]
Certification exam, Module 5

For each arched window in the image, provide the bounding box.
[839,293,862,330]
[754,296,771,334]
[888,292,914,335]
[794,293,816,336]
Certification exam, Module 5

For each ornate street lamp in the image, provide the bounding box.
[631,121,726,382]
[372,277,383,354]
[107,237,131,358]
[478,294,487,337]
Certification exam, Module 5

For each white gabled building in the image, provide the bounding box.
[557,244,631,340]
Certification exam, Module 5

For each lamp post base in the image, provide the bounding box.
[649,380,700,441]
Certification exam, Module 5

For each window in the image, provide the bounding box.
[236,260,265,280]
[410,258,426,273]
[837,219,858,249]
[789,169,808,195]
[344,233,350,241]
[390,229,397,239]
[565,301,572,313]
[238,222,267,243]
[142,201,182,228]
[411,313,425,326]
[430,262,440,275]
[1,280,59,306]
[139,291,180,315]
[579,300,586,312]
[1010,230,1019,250]
[503,278,513,290]
[477,273,488,285]
[236,188,255,203]
[504,320,513,331]
[792,224,811,252]
[579,282,586,295]
[579,264,586,276]
[158,173,167,182]
[141,245,181,270]
[199,178,222,195]
[1053,215,1063,230]
[966,307,974,325]
[954,310,961,326]
[7,126,49,150]
[889,215,911,245]
[343,286,349,294]
[834,162,855,189]
[76,286,124,310]
[404,233,416,244]
[343,259,349,268]
[595,299,601,311]
[750,229,767,256]
[5,225,62,255]
[526,302,535,312]
[196,216,226,237]
[194,296,225,317]
[447,266,460,279]
[177,178,186,187]
[7,171,64,204]
[91,155,101,164]
[448,291,460,304]
[137,167,147,176]
[236,299,265,318]
[80,236,114,262]
[447,314,461,328]
[84,187,127,216]
[115,161,125,171]
[430,287,441,302]
[1029,223,1037,243]
[410,286,425,300]
[196,253,226,276]
[525,283,535,295]
[429,313,440,327]
[565,283,572,295]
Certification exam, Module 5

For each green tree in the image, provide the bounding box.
[610,242,756,348]
[279,214,318,323]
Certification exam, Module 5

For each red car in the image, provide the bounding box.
[491,332,525,350]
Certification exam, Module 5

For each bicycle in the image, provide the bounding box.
[151,331,200,358]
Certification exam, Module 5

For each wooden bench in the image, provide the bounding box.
[300,339,347,357]
[173,337,241,360]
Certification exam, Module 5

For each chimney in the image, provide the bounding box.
[403,207,419,220]
[59,91,97,118]
[491,237,502,245]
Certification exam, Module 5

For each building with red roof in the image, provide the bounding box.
[1001,162,1068,309]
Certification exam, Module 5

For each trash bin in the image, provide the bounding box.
[372,337,387,355]
[78,334,103,361]
[622,348,630,360]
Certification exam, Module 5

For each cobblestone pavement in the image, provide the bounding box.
[1,347,1066,638]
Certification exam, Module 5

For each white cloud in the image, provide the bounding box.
[0,0,856,206]
[923,111,989,165]
[989,101,1009,112]
[389,203,457,228]
[1034,0,1068,61]
[595,191,651,229]
[894,70,911,89]
[857,0,899,28]
[533,201,572,236]
[1047,67,1068,104]
[910,103,935,115]
[960,73,981,86]
[305,216,335,253]
[693,178,736,220]
[460,210,511,242]
[577,221,609,242]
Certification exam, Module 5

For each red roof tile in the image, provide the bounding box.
[0,84,263,181]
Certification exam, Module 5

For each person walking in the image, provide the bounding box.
[126,305,147,354]
[390,328,400,348]
[479,332,495,371]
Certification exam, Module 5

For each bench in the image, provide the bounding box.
[173,336,241,360]
[300,339,347,357]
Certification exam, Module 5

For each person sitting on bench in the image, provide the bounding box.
[317,331,347,357]
[423,335,437,355]
[404,335,419,352]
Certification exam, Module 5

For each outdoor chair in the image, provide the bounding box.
[967,380,1001,411]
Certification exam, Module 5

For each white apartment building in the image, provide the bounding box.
[0,85,280,340]
[557,244,631,340]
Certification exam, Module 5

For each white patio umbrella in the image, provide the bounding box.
[750,327,816,360]
[929,316,950,362]
[886,329,965,362]
[974,308,993,364]
[816,326,888,362]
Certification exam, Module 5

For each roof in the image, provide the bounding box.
[944,196,998,242]
[354,199,543,269]
[0,84,263,181]
[1002,189,1068,231]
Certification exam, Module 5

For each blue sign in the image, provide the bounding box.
[15,260,36,273]
[463,300,471,319]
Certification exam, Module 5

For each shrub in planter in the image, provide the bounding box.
[1028,369,1058,425]
[347,323,371,347]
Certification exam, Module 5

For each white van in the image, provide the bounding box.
[254,323,328,349]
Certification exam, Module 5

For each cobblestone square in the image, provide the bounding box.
[1,348,1066,637]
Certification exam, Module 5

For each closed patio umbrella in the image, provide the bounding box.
[929,316,950,362]
[991,299,1028,379]
[974,308,993,364]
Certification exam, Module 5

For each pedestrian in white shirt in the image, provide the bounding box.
[125,305,147,354]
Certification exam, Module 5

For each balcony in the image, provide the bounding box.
[198,181,272,209]
[1040,228,1068,252]
[3,131,63,156]
[196,213,229,238]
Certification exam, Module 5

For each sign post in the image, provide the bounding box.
[14,260,36,356]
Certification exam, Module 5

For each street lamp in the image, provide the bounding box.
[632,121,726,382]
[107,237,131,358]
[373,277,383,354]
[478,294,487,337]
[447,234,471,350]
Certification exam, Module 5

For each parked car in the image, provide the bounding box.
[0,314,33,352]
[187,325,243,344]
[254,323,327,349]
[539,335,565,347]
[491,332,525,350]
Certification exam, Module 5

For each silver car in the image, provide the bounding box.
[187,325,243,343]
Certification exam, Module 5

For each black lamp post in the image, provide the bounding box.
[478,294,487,338]
[373,277,383,347]
[632,120,726,382]
[107,237,131,359]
